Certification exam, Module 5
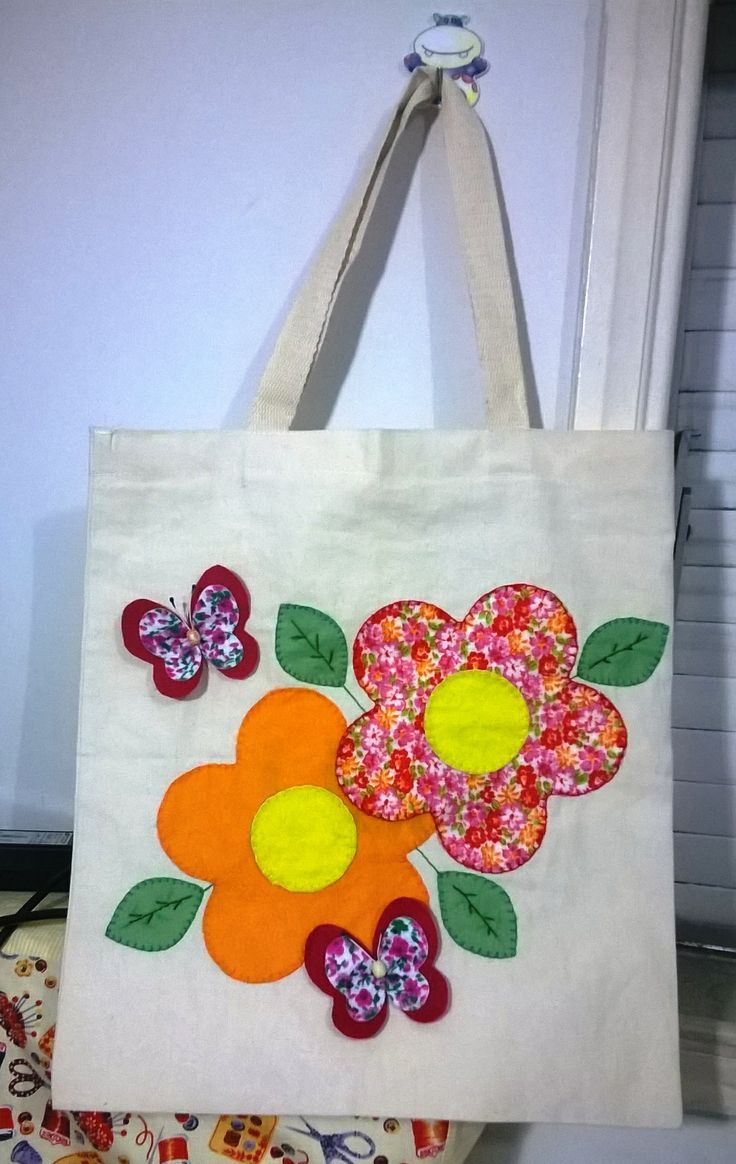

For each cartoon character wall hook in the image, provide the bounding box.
[404,14,488,106]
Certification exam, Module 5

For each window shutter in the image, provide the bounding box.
[674,2,736,948]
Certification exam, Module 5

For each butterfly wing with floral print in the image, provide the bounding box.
[189,565,259,679]
[377,914,433,1014]
[122,599,203,698]
[322,932,389,1033]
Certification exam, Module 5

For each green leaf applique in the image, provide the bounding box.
[437,870,517,958]
[105,877,206,952]
[576,618,669,686]
[275,603,349,687]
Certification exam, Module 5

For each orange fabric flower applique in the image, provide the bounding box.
[156,688,433,983]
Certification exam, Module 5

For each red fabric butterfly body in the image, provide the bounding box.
[121,565,258,699]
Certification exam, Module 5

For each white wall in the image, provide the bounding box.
[1,0,600,827]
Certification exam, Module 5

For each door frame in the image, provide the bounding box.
[564,0,709,430]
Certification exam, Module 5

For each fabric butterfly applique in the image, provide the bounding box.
[305,897,449,1039]
[121,565,258,699]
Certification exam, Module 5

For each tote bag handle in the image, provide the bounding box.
[248,68,530,431]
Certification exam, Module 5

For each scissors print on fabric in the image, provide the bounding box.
[285,1118,376,1164]
[8,1056,48,1097]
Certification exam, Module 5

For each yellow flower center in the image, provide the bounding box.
[424,670,529,775]
[250,785,357,892]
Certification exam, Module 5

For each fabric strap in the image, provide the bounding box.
[248,68,530,431]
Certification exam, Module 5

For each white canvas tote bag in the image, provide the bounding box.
[54,68,681,1126]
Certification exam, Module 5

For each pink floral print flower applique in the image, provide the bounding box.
[336,585,627,874]
[305,897,449,1039]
